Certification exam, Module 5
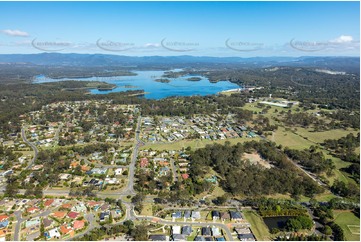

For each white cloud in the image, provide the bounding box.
[144,43,160,48]
[1,29,29,37]
[330,35,353,43]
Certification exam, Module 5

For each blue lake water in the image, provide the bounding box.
[34,70,240,99]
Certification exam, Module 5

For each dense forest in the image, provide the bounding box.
[188,141,324,198]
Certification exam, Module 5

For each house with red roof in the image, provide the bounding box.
[0,215,9,222]
[52,211,67,219]
[140,158,149,168]
[60,224,73,235]
[27,207,40,214]
[73,220,86,230]
[44,199,54,207]
[181,173,189,180]
[67,211,79,219]
[61,203,73,209]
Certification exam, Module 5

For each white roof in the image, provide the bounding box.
[48,228,60,238]
[172,225,181,234]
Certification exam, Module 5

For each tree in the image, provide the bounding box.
[286,218,302,232]
[123,220,134,234]
[330,223,345,241]
[4,176,19,197]
[131,224,148,241]
[309,198,318,209]
[322,225,332,236]
[297,215,313,230]
[40,221,45,239]
[215,194,228,205]
[34,186,43,198]
[108,212,113,224]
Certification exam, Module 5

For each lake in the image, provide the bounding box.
[263,216,295,230]
[34,70,240,99]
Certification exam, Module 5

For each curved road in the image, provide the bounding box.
[130,207,234,241]
[21,127,38,169]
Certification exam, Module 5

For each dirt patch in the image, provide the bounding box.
[243,153,272,169]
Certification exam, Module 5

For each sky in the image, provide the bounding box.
[0,1,359,57]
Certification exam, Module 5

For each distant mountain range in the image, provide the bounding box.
[0,53,359,73]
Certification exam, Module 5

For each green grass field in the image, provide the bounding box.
[271,127,315,150]
[294,127,358,144]
[140,203,153,216]
[334,210,360,241]
[243,210,271,241]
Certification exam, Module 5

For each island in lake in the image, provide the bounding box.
[154,78,171,83]
[96,83,117,91]
[186,77,202,81]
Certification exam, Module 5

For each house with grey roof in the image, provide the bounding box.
[181,226,192,235]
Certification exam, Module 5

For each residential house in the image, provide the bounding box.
[100,212,109,222]
[52,211,67,219]
[220,212,230,221]
[61,203,73,210]
[211,227,221,236]
[191,211,201,220]
[149,235,167,241]
[0,215,8,223]
[59,173,71,180]
[172,234,186,241]
[44,199,54,207]
[194,236,206,241]
[140,158,149,168]
[73,220,85,230]
[27,207,40,214]
[215,237,226,241]
[67,211,79,219]
[43,218,53,229]
[100,203,110,212]
[159,166,170,176]
[47,228,60,239]
[237,233,255,241]
[25,218,40,228]
[181,173,189,180]
[201,227,211,236]
[230,211,242,221]
[212,211,220,220]
[114,168,123,175]
[89,167,107,175]
[183,211,191,219]
[181,226,192,235]
[72,203,87,213]
[59,224,73,235]
[234,228,252,235]
[172,225,181,235]
[0,221,8,229]
[172,212,182,219]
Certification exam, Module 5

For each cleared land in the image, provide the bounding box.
[140,203,153,216]
[334,210,360,241]
[243,210,271,241]
[294,127,358,144]
[243,153,272,169]
[271,128,315,150]
[141,137,260,151]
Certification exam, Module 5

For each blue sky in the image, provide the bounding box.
[0,1,359,56]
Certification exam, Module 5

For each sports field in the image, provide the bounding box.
[334,210,360,241]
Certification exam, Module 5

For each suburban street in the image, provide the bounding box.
[14,209,52,241]
[132,210,234,241]
[21,127,38,170]
[120,115,142,196]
